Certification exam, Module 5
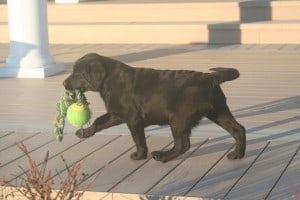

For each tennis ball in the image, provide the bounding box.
[67,103,91,127]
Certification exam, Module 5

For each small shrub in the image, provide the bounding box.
[0,143,98,200]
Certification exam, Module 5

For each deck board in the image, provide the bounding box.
[0,132,36,152]
[47,135,121,181]
[53,135,137,188]
[225,141,300,200]
[110,138,207,195]
[6,134,120,184]
[0,132,12,140]
[0,133,299,200]
[89,136,173,192]
[147,139,234,196]
[268,146,300,200]
[186,141,269,199]
[0,132,53,172]
[1,133,80,182]
[1,43,300,199]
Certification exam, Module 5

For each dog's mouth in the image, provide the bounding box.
[63,80,71,90]
[63,81,87,93]
[63,80,78,91]
[78,87,87,93]
[63,73,96,92]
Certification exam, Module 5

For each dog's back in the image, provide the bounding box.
[133,67,239,94]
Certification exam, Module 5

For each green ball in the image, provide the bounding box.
[67,103,91,127]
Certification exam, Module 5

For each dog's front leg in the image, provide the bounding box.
[126,119,148,160]
[76,113,123,138]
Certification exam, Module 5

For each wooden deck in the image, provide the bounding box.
[0,132,299,200]
[0,43,300,199]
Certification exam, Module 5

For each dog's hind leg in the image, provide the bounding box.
[206,105,246,160]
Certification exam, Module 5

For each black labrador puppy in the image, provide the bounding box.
[63,53,246,163]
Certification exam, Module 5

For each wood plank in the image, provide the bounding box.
[0,44,300,199]
[146,138,234,196]
[53,135,137,189]
[268,145,300,200]
[0,133,80,182]
[1,44,300,137]
[186,140,269,199]
[45,134,119,177]
[112,193,202,200]
[0,132,12,140]
[0,132,53,170]
[225,141,300,200]
[110,137,207,195]
[88,135,173,192]
[0,132,37,152]
[49,134,122,173]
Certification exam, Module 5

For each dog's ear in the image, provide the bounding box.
[85,60,107,91]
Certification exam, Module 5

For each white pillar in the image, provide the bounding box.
[0,0,63,78]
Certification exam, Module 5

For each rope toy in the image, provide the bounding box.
[53,89,91,142]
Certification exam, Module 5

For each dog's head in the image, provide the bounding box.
[63,53,107,92]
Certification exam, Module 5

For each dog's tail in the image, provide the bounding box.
[209,67,240,85]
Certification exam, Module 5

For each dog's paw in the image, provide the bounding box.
[130,152,147,160]
[151,151,168,163]
[75,128,94,139]
[227,150,244,160]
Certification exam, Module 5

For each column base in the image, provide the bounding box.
[0,63,64,78]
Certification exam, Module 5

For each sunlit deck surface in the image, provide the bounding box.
[0,43,300,199]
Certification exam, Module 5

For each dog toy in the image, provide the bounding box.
[53,89,91,142]
[67,103,91,127]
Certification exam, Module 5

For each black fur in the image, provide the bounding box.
[64,53,246,162]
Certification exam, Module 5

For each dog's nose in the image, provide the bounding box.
[63,80,68,88]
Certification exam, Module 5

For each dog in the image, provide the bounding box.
[63,53,246,163]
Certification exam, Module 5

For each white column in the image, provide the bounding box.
[0,0,63,78]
